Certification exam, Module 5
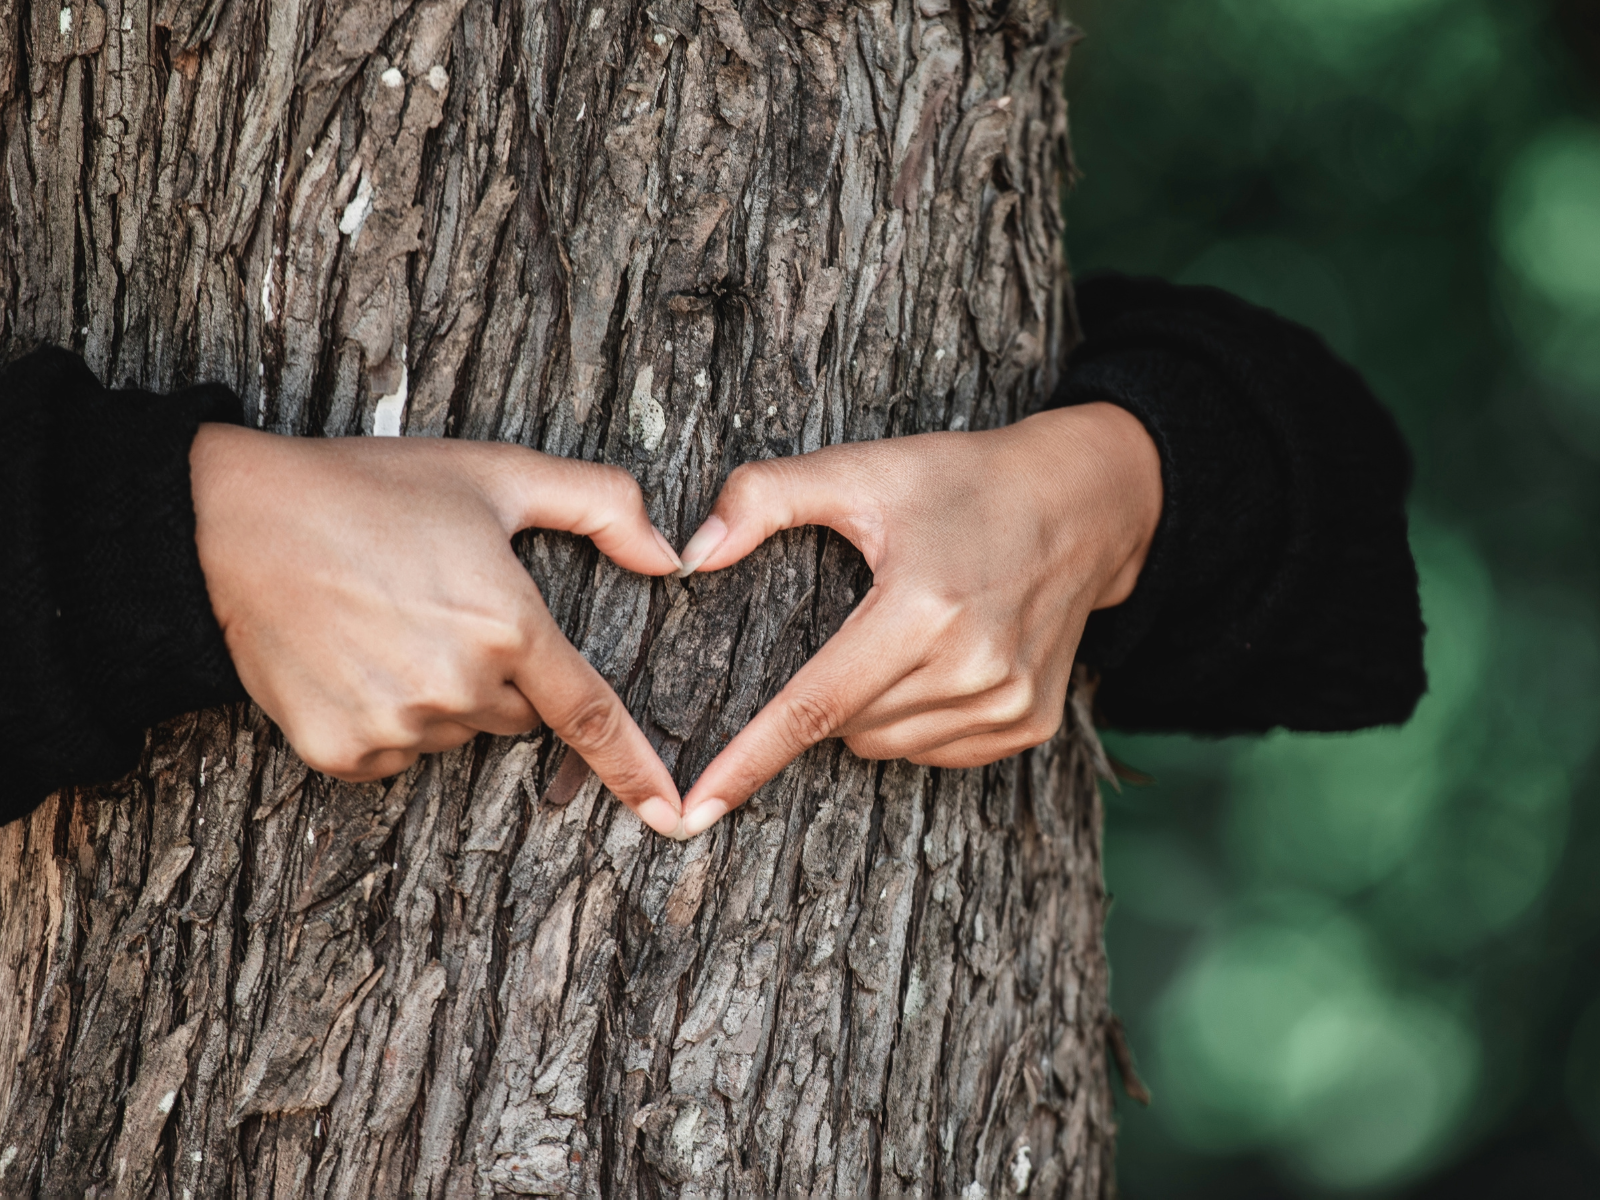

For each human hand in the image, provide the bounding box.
[671,403,1163,838]
[190,425,687,836]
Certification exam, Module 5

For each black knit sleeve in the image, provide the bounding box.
[0,347,248,823]
[1056,274,1426,734]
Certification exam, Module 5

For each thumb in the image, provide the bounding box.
[466,445,683,576]
[678,446,885,576]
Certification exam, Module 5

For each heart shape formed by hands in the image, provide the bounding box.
[191,403,1159,843]
[646,400,1161,839]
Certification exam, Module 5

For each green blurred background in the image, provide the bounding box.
[1061,0,1600,1194]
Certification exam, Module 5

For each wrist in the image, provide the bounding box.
[190,423,271,631]
[1017,402,1163,609]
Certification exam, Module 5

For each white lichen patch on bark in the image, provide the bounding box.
[371,344,408,436]
[338,173,376,240]
[630,364,668,452]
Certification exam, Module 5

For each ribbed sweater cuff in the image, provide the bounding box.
[0,347,245,819]
[1057,345,1289,676]
[54,373,248,729]
[1053,274,1425,734]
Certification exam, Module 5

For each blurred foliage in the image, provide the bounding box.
[1063,0,1600,1193]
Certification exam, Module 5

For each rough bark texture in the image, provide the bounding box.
[0,0,1118,1194]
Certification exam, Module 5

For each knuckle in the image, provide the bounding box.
[954,646,1014,697]
[329,700,422,754]
[386,751,423,779]
[602,465,645,508]
[296,733,371,780]
[908,591,965,640]
[560,692,624,750]
[573,464,644,528]
[722,461,772,508]
[475,608,530,662]
[1016,707,1064,749]
[780,690,841,750]
[368,713,421,753]
[983,678,1037,725]
[355,750,420,782]
[415,674,479,720]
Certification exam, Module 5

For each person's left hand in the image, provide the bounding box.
[669,402,1163,838]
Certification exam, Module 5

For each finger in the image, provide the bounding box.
[835,658,1015,738]
[297,706,528,783]
[410,720,483,755]
[511,590,683,838]
[458,683,543,738]
[838,664,1048,744]
[318,747,420,784]
[465,445,683,576]
[842,695,1063,764]
[678,591,921,835]
[277,703,421,782]
[902,723,1065,769]
[678,448,886,575]
[843,709,1019,762]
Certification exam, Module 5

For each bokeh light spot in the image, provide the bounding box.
[1498,124,1600,311]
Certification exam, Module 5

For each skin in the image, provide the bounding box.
[672,402,1163,838]
[189,425,688,837]
[189,401,1160,842]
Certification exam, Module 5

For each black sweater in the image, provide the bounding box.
[1064,275,1425,732]
[0,276,1425,823]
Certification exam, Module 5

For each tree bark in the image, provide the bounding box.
[0,0,1118,1194]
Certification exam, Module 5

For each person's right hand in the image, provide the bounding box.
[189,425,686,836]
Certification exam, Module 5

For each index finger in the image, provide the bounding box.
[678,590,921,836]
[458,445,684,577]
[678,448,890,576]
[512,590,683,838]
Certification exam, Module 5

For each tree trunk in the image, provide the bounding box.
[0,0,1118,1194]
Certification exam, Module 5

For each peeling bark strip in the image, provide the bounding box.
[0,0,1115,1195]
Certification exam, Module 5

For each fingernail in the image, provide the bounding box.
[637,795,686,840]
[676,516,728,577]
[651,525,684,573]
[681,798,728,838]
